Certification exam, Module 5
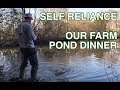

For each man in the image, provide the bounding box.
[16,13,38,81]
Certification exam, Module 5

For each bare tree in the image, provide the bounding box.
[21,8,25,21]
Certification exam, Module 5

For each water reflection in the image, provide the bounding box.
[0,43,120,82]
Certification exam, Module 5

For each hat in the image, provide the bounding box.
[24,13,33,20]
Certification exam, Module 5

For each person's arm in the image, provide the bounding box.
[27,24,37,41]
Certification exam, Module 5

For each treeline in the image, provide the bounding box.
[0,8,120,47]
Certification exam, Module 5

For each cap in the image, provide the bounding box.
[24,13,33,20]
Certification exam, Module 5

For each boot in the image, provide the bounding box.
[30,67,38,82]
[19,68,25,80]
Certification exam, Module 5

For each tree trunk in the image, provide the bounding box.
[21,8,25,21]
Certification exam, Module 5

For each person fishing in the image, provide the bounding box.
[16,13,38,81]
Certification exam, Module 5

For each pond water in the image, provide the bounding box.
[1,40,120,82]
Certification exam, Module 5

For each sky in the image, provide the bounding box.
[68,8,120,12]
[26,8,120,13]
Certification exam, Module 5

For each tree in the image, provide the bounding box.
[0,8,22,47]
[21,8,26,21]
[93,20,107,32]
[40,8,68,40]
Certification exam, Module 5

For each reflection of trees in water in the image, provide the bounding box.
[103,40,120,63]
[1,48,21,63]
[74,49,108,58]
[103,49,120,82]
[0,48,21,78]
[103,49,120,64]
[37,46,72,63]
[37,46,109,61]
[37,45,120,64]
[1,46,120,81]
[1,46,120,65]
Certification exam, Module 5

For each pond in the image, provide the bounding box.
[1,40,120,82]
